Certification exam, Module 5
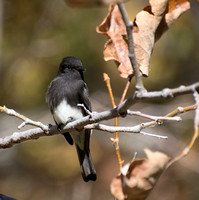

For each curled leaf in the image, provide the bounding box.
[97,5,133,78]
[97,4,132,78]
[110,149,171,200]
[155,0,191,41]
[97,0,190,78]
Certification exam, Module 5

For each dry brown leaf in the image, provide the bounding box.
[155,0,191,41]
[97,0,190,78]
[97,5,132,78]
[110,149,171,200]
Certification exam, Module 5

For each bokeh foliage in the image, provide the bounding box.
[0,0,199,200]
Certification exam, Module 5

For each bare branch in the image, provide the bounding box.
[77,103,93,116]
[140,131,168,139]
[127,110,181,122]
[118,82,199,115]
[0,106,48,132]
[0,83,198,149]
[117,2,145,92]
[0,120,168,149]
[103,72,123,172]
[0,127,48,148]
[167,91,199,168]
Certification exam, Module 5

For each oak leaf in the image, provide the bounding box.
[97,0,190,78]
[110,149,171,200]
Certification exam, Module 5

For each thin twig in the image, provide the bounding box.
[117,3,145,92]
[119,76,132,105]
[141,104,197,130]
[77,103,93,116]
[103,73,132,171]
[0,105,48,132]
[140,131,168,139]
[103,73,123,172]
[127,110,181,122]
[167,92,199,168]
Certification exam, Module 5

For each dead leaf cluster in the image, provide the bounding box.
[97,0,190,78]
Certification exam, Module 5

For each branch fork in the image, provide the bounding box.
[0,105,49,133]
[0,89,197,152]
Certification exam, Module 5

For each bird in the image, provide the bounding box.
[46,56,96,182]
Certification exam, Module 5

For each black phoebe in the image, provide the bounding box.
[46,56,96,182]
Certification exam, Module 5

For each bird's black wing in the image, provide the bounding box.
[78,82,92,114]
[46,76,64,113]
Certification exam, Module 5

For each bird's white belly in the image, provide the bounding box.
[53,99,83,125]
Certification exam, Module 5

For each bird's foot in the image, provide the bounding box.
[45,124,54,135]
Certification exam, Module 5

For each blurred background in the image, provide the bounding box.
[0,0,199,199]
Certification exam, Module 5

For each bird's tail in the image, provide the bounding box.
[75,144,96,182]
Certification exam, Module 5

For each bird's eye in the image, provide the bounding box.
[62,66,70,73]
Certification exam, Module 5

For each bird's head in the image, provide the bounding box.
[58,56,85,80]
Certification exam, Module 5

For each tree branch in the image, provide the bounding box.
[117,2,145,92]
[127,110,181,122]
[0,82,198,149]
[0,119,169,149]
[118,82,199,115]
[167,90,199,167]
[0,105,48,132]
